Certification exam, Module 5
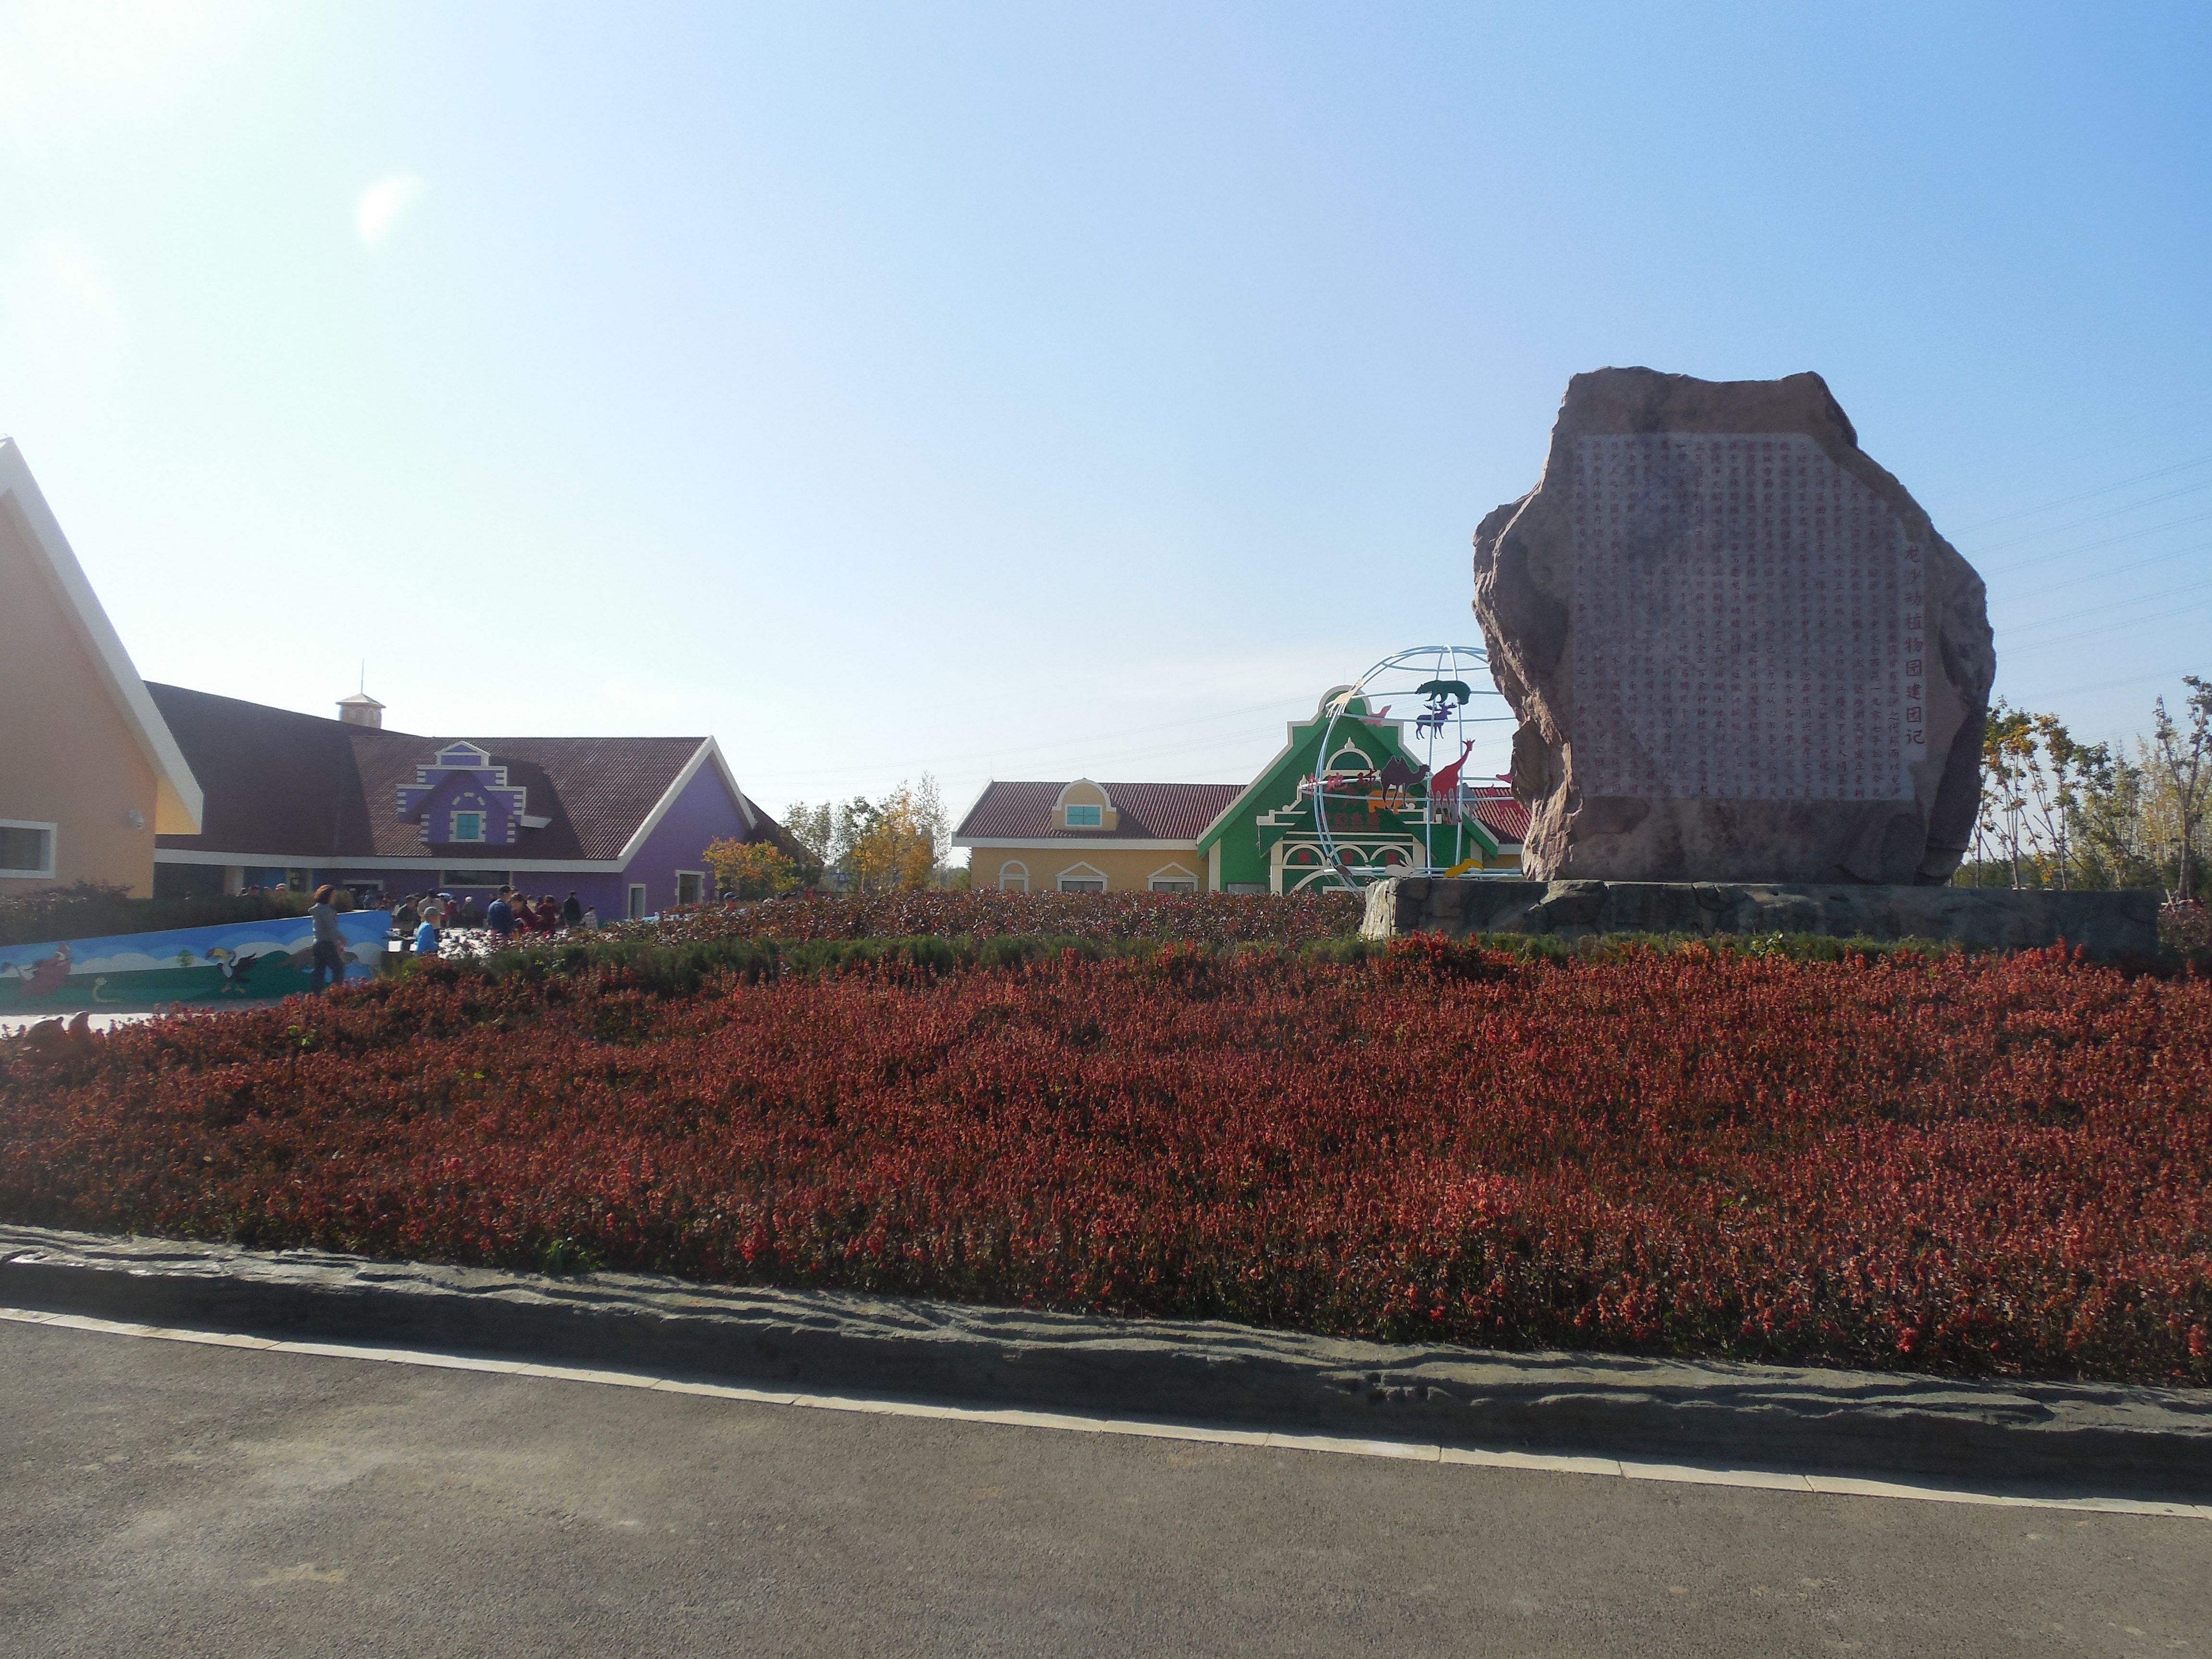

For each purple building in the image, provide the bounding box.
[147,685,789,919]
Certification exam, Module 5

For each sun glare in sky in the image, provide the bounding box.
[354,175,425,252]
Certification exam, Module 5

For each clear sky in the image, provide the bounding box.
[4,2,2207,844]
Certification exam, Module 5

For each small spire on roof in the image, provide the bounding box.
[337,685,386,729]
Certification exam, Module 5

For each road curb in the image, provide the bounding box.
[4,1223,2207,1500]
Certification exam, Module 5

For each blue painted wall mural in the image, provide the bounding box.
[0,912,392,1009]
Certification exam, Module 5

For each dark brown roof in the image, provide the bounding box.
[954,781,1244,843]
[146,684,762,863]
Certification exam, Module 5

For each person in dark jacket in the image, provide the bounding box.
[486,888,516,938]
[308,885,348,992]
[561,891,582,928]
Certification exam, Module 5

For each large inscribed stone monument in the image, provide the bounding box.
[1473,369,1994,884]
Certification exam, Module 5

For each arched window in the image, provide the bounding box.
[998,861,1029,893]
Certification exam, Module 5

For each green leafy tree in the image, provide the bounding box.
[788,777,951,891]
[845,777,948,892]
[702,838,800,900]
[782,802,837,873]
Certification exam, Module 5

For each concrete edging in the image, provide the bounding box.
[3,1224,2207,1500]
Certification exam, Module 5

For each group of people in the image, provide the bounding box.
[487,887,589,938]
[392,887,597,960]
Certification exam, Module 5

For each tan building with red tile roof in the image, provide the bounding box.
[954,779,1244,893]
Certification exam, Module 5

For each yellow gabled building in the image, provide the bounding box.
[0,440,203,896]
[953,779,1244,894]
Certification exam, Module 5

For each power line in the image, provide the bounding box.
[1977,508,2212,578]
[1988,537,2212,606]
[763,693,1320,784]
[2001,594,2212,656]
[2001,573,2212,641]
[2036,663,2205,699]
[1947,451,2212,537]
[1960,474,2212,557]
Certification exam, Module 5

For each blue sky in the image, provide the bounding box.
[4,2,2207,837]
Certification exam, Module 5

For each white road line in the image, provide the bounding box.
[4,1304,2205,1520]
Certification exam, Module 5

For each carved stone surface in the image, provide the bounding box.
[1473,368,1995,884]
[1361,877,2162,960]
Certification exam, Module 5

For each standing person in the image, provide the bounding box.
[487,887,516,939]
[561,890,582,928]
[395,893,421,932]
[533,894,559,933]
[413,907,441,958]
[308,885,348,992]
[582,904,599,929]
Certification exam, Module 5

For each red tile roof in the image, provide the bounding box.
[1464,788,1530,847]
[146,684,769,863]
[954,781,1245,843]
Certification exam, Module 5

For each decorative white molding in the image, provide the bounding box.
[615,737,752,866]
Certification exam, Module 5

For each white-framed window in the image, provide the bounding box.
[997,861,1029,893]
[1057,863,1107,893]
[675,870,705,905]
[1063,804,1103,828]
[1148,861,1198,893]
[452,811,485,842]
[628,883,648,920]
[441,868,511,888]
[0,820,57,879]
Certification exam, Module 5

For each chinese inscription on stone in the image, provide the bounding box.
[1568,433,1926,802]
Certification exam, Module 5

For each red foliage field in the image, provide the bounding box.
[3,939,2208,1384]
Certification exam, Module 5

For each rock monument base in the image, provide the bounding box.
[1361,878,2160,960]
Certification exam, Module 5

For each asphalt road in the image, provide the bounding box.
[2,1321,2204,1658]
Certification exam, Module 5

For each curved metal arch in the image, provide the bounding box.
[1308,646,1515,887]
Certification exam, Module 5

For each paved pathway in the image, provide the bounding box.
[3,1318,2204,1658]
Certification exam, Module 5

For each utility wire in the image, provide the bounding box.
[1988,538,2212,606]
[2001,594,2212,655]
[2000,573,2212,640]
[1977,508,2212,577]
[1948,451,2212,537]
[1960,475,2212,557]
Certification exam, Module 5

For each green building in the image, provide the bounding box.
[1194,690,1511,894]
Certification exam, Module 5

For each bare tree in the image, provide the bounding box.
[1973,703,2104,888]
[2149,676,2212,907]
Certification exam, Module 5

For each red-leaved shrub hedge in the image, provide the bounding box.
[643,888,1364,946]
[3,938,2207,1384]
